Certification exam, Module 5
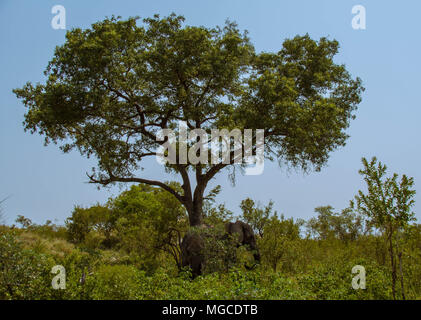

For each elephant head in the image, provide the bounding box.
[225,221,261,263]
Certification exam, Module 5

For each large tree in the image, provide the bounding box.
[14,14,363,227]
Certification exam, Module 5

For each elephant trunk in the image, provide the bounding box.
[253,251,261,263]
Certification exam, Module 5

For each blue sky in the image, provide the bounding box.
[1,0,420,225]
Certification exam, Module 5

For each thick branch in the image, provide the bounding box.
[87,173,185,204]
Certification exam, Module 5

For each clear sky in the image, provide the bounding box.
[1,0,420,225]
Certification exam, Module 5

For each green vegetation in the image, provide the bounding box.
[8,14,417,300]
[1,157,419,300]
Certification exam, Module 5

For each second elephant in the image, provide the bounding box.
[180,220,261,277]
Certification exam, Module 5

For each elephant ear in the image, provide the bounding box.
[234,221,245,243]
[224,222,232,234]
[241,222,254,244]
[226,222,244,242]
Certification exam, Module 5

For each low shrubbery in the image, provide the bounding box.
[0,227,413,300]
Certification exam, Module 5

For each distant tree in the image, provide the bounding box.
[65,204,115,246]
[14,14,363,228]
[306,205,364,241]
[240,198,274,237]
[351,157,416,300]
[15,215,33,229]
[259,214,303,272]
[66,183,187,270]
[111,183,188,271]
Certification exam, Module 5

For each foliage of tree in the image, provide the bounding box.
[14,14,364,228]
[240,198,274,237]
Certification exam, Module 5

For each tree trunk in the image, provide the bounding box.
[188,187,204,227]
[398,251,406,300]
[388,231,397,300]
[189,204,203,226]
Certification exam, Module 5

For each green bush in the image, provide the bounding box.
[84,265,145,299]
[297,257,392,300]
[0,230,55,299]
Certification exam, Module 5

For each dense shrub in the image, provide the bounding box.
[0,230,55,299]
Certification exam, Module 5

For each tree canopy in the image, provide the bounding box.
[14,14,364,226]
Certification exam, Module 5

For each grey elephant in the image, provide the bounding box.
[180,221,261,277]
